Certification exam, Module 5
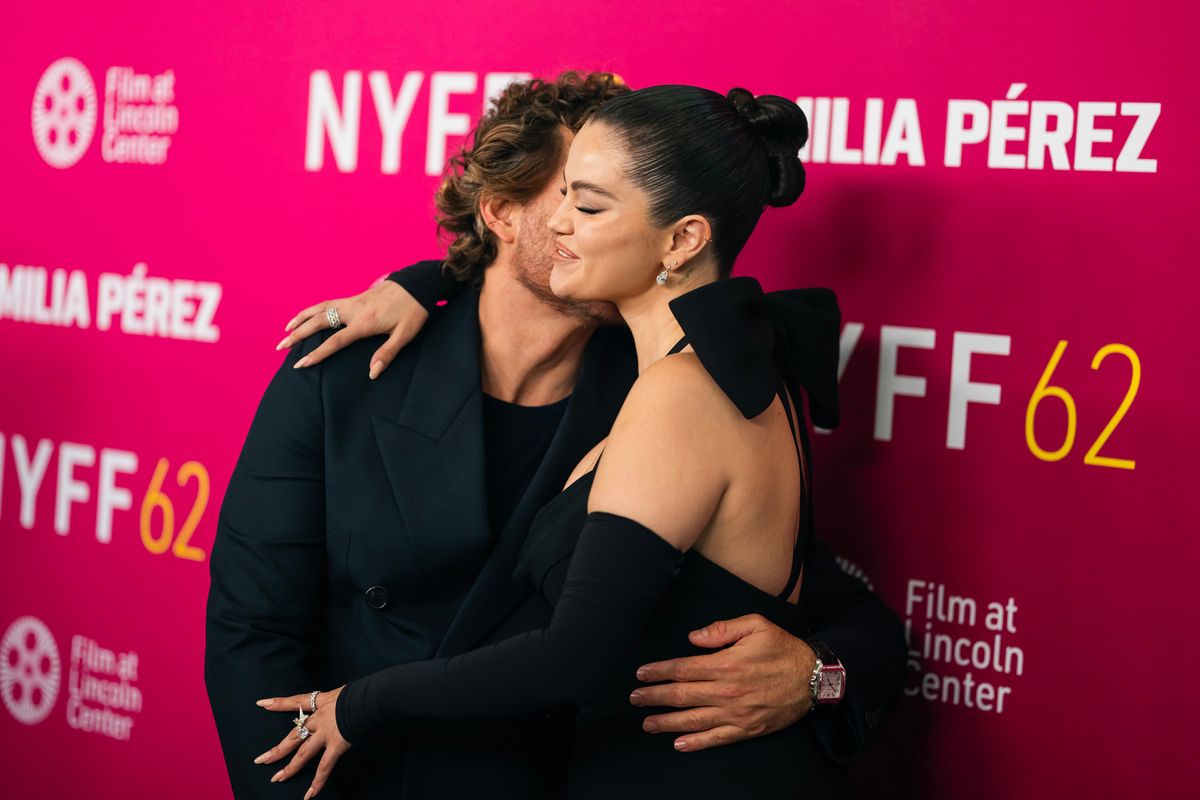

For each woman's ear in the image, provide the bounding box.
[480,195,517,244]
[665,216,714,271]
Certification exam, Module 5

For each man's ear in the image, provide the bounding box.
[480,195,517,245]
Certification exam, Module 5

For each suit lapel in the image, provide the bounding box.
[371,290,492,583]
[436,326,637,656]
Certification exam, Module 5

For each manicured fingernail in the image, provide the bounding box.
[271,770,284,782]
[285,319,297,332]
[254,752,269,764]
[256,699,272,707]
[369,361,383,380]
[643,719,659,733]
[275,337,290,351]
[692,627,708,638]
[629,690,644,706]
[635,668,649,681]
[294,357,309,369]
[304,788,314,800]
[674,739,688,751]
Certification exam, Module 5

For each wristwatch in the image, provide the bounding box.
[804,639,846,705]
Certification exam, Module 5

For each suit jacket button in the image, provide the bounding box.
[365,586,390,609]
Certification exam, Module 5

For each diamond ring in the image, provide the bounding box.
[293,704,310,739]
[326,307,343,330]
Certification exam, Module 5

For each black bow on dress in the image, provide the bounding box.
[667,276,841,429]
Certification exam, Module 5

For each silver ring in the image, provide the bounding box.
[297,724,311,741]
[326,307,343,330]
[309,690,318,714]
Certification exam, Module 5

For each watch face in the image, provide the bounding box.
[817,669,845,701]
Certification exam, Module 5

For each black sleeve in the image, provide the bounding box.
[386,259,468,312]
[204,337,330,798]
[335,512,682,743]
[796,535,907,764]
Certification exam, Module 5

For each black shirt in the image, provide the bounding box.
[482,391,570,537]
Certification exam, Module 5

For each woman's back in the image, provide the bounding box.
[564,349,809,603]
[517,417,844,799]
[513,282,847,797]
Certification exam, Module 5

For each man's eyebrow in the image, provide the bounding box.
[570,180,617,199]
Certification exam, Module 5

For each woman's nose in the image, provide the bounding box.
[547,195,572,235]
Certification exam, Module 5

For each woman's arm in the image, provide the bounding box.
[336,511,682,737]
[276,259,466,377]
[336,355,727,739]
[384,259,468,311]
[253,356,727,798]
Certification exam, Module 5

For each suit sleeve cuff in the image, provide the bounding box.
[803,626,903,764]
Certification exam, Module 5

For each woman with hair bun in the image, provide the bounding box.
[258,85,851,797]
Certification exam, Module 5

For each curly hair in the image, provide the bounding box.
[434,71,629,284]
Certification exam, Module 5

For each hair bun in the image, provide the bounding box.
[724,88,808,207]
[725,87,762,125]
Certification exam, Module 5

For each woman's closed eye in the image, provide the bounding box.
[559,186,601,215]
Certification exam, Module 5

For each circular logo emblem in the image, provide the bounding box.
[31,57,98,169]
[0,616,62,725]
[835,555,874,591]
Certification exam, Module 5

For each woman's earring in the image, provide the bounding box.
[656,261,675,286]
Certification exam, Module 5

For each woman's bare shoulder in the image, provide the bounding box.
[621,352,738,423]
[587,353,739,550]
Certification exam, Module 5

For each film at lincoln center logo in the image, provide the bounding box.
[31,57,98,169]
[0,616,62,725]
[31,57,178,167]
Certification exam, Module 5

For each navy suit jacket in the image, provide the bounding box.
[204,285,906,799]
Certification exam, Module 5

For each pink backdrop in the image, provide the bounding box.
[1,1,1194,797]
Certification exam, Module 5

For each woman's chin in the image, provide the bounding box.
[549,260,583,298]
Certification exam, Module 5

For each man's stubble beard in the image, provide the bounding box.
[512,209,622,327]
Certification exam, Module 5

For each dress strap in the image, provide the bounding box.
[668,330,809,601]
[776,372,810,601]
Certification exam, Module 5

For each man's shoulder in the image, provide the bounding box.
[293,289,479,399]
[297,290,471,366]
[290,328,411,375]
[581,323,637,377]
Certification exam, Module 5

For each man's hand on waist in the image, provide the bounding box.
[628,613,817,752]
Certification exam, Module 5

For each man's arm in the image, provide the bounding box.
[794,536,907,762]
[204,338,330,797]
[630,534,907,761]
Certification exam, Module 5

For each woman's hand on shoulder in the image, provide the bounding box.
[588,354,735,552]
[275,277,429,380]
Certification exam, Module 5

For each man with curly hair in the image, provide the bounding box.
[205,71,906,799]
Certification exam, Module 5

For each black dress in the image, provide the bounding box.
[336,277,850,797]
